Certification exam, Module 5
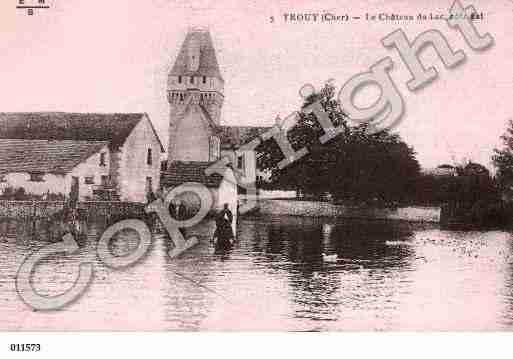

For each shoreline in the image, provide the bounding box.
[255,199,440,223]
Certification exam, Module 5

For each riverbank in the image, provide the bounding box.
[257,199,440,223]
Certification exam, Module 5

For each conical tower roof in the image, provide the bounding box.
[170,28,223,81]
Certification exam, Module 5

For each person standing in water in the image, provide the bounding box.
[213,203,234,249]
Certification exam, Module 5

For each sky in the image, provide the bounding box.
[0,0,512,170]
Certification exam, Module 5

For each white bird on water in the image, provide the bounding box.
[322,253,338,263]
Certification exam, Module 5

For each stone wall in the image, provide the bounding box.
[0,201,65,218]
[0,201,146,220]
[77,201,147,220]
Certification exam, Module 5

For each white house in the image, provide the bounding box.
[0,139,110,201]
[0,112,164,203]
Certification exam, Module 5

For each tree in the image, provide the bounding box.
[256,83,421,204]
[493,119,513,190]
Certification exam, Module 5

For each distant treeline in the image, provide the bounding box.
[256,83,420,206]
[255,83,511,228]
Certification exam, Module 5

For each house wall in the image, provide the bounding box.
[235,149,256,187]
[220,149,257,189]
[109,149,122,189]
[220,150,236,166]
[0,173,67,196]
[65,146,111,201]
[118,116,162,203]
[0,145,110,201]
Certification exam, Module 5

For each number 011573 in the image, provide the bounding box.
[9,344,41,352]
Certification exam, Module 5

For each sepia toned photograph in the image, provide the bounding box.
[0,0,513,341]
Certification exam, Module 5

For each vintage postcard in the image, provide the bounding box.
[0,0,512,345]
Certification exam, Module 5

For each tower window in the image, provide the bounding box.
[202,76,206,84]
[178,76,182,84]
[147,148,153,165]
[190,76,194,84]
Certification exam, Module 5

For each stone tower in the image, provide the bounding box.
[167,28,224,163]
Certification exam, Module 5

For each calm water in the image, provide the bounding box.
[1,214,513,331]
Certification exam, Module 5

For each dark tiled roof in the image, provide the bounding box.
[217,126,239,148]
[237,126,272,143]
[170,29,223,80]
[0,139,108,175]
[161,161,229,188]
[0,112,164,152]
[218,125,271,148]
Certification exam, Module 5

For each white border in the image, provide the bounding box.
[0,332,510,359]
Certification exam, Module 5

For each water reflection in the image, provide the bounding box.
[250,217,418,329]
[0,215,513,330]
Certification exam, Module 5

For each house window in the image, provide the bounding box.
[0,174,6,183]
[147,148,153,165]
[29,172,44,182]
[237,155,245,170]
[100,152,106,166]
[101,175,109,186]
[202,76,206,84]
[190,76,194,84]
[178,76,182,84]
[84,176,94,184]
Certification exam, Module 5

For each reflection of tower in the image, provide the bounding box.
[167,28,225,163]
[322,223,334,251]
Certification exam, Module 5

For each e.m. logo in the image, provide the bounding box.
[16,0,50,16]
